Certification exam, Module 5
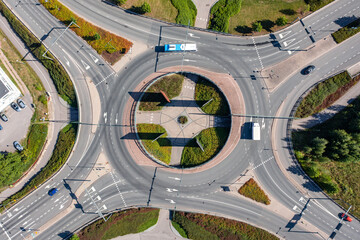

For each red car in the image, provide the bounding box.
[341,213,352,222]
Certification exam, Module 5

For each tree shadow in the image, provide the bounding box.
[280,9,297,16]
[260,19,275,32]
[58,231,72,239]
[235,25,252,34]
[333,15,358,27]
[128,6,146,15]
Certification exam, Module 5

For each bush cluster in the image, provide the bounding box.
[0,2,76,106]
[0,124,77,211]
[209,0,242,33]
[170,0,197,26]
[238,178,271,205]
[181,127,229,167]
[332,18,360,44]
[195,77,230,116]
[172,211,279,240]
[305,0,334,11]
[295,71,352,118]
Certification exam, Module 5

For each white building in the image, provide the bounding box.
[0,66,21,112]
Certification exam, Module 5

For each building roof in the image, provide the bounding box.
[0,67,21,112]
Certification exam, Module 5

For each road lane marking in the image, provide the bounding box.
[110,171,127,207]
[0,223,11,240]
[252,37,264,69]
[279,30,291,39]
[165,199,176,204]
[81,60,90,70]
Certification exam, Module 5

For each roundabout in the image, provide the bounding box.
[121,66,245,172]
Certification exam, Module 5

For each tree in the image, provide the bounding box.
[141,2,151,14]
[252,22,262,32]
[70,16,77,24]
[115,0,127,5]
[329,129,353,161]
[276,16,288,26]
[94,32,101,40]
[69,234,80,240]
[311,137,328,156]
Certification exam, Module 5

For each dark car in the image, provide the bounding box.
[341,213,353,222]
[48,188,58,196]
[17,99,26,109]
[0,113,8,122]
[13,141,23,151]
[11,102,20,112]
[302,65,315,75]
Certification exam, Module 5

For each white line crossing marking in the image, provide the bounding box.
[287,46,300,55]
[283,38,296,47]
[279,30,291,39]
[110,171,127,207]
[252,156,274,170]
[90,53,99,63]
[81,60,90,70]
[252,37,264,69]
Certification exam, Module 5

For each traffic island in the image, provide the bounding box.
[122,66,245,173]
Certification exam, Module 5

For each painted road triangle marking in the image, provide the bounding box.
[279,30,291,39]
[287,46,300,55]
[81,60,90,70]
[90,53,99,63]
[283,38,295,47]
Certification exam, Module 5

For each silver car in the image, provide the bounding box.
[17,99,26,109]
[13,141,23,151]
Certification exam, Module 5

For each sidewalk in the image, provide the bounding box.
[110,209,185,240]
[192,0,218,29]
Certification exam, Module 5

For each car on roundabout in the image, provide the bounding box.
[48,188,58,196]
[341,213,352,222]
[302,65,315,75]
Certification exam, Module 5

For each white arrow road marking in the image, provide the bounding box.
[283,38,296,47]
[188,33,200,38]
[7,212,12,218]
[115,113,118,124]
[64,57,70,66]
[81,60,90,70]
[165,199,176,204]
[166,188,178,192]
[59,204,64,210]
[287,46,300,55]
[168,177,181,181]
[45,185,50,189]
[90,53,99,63]
[279,30,291,39]
[104,112,107,124]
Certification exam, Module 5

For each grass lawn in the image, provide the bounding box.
[121,0,178,23]
[40,0,133,65]
[228,0,308,35]
[78,208,159,240]
[293,96,360,218]
[139,74,184,111]
[195,77,230,116]
[172,211,279,240]
[295,71,355,118]
[136,124,172,164]
[181,127,229,167]
[238,178,271,205]
[0,28,48,191]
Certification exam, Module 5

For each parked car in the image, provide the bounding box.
[341,213,352,222]
[11,102,20,112]
[0,113,8,122]
[48,188,58,196]
[17,99,26,109]
[0,124,2,130]
[302,65,315,75]
[13,141,23,151]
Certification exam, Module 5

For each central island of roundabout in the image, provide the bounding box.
[122,66,245,172]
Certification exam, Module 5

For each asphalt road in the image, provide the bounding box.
[0,0,359,239]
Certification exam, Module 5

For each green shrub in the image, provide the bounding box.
[172,221,188,238]
[305,0,334,11]
[209,0,242,33]
[252,21,263,32]
[141,2,151,13]
[0,2,76,106]
[276,16,288,26]
[332,18,360,43]
[38,95,47,105]
[181,128,229,167]
[295,71,352,118]
[170,0,197,26]
[238,178,271,205]
[115,0,127,5]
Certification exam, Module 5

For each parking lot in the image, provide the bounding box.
[0,97,34,153]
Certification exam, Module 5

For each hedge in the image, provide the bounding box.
[170,0,197,26]
[209,0,242,33]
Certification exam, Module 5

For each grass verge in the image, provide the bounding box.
[228,0,308,35]
[0,28,48,191]
[0,124,77,212]
[293,96,360,218]
[0,1,76,106]
[181,127,229,167]
[78,208,159,240]
[332,18,360,44]
[238,178,271,205]
[120,0,178,23]
[171,221,188,238]
[295,71,356,118]
[40,0,132,65]
[136,124,171,164]
[195,77,230,116]
[139,73,184,111]
[209,0,242,33]
[172,211,279,240]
